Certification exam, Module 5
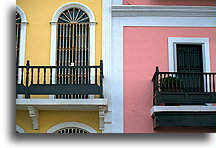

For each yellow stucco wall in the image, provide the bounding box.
[16,0,102,66]
[16,0,102,133]
[16,110,101,133]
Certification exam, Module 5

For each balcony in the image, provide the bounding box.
[152,67,216,105]
[16,60,104,99]
[151,67,216,129]
[16,60,107,130]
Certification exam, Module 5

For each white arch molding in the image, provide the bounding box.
[49,2,97,97]
[16,5,28,66]
[16,124,25,133]
[47,121,97,133]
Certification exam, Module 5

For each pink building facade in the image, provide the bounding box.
[109,0,216,133]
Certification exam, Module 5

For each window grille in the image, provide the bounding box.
[54,127,90,133]
[56,8,90,99]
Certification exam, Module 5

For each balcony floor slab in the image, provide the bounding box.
[16,98,107,111]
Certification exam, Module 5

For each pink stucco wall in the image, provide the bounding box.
[123,0,215,6]
[123,27,216,133]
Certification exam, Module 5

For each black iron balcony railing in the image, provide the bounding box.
[152,66,216,105]
[16,60,104,99]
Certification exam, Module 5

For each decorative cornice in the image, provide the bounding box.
[112,5,216,17]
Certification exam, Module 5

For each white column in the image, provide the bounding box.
[102,0,113,133]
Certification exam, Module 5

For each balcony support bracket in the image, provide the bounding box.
[99,105,107,131]
[27,106,39,130]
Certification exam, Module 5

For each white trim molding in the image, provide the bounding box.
[50,2,96,92]
[16,5,28,67]
[16,124,25,133]
[150,106,216,116]
[16,5,28,23]
[47,121,97,133]
[112,5,216,17]
[168,37,211,73]
[51,2,96,23]
[102,0,112,133]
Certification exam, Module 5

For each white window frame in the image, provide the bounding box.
[16,124,25,133]
[46,121,97,133]
[168,37,211,92]
[16,5,28,66]
[168,37,211,73]
[50,2,96,90]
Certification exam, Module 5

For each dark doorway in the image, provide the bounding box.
[176,44,204,92]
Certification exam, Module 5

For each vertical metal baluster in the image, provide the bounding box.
[191,73,194,92]
[100,60,103,98]
[65,24,69,99]
[37,68,40,84]
[205,73,208,92]
[209,73,212,92]
[84,24,87,98]
[50,68,52,84]
[25,61,30,98]
[74,23,78,98]
[21,68,24,84]
[213,73,215,92]
[71,24,74,99]
[171,73,174,89]
[68,24,71,99]
[78,24,81,98]
[81,24,84,98]
[188,73,191,92]
[194,73,196,92]
[62,24,66,98]
[87,24,90,85]
[62,24,65,85]
[44,68,46,84]
[58,24,62,98]
[31,68,33,84]
[199,73,202,92]
[159,73,162,91]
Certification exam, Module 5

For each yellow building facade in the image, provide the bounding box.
[16,0,109,133]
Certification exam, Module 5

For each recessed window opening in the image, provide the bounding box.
[56,8,90,99]
[176,44,205,92]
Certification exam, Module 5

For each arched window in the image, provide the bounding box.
[54,127,90,133]
[47,122,97,133]
[50,2,96,99]
[56,8,90,99]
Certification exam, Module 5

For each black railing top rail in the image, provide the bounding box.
[17,65,102,69]
[154,71,216,75]
[152,66,216,81]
